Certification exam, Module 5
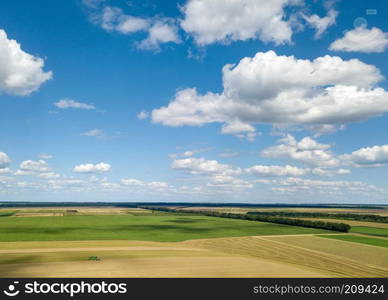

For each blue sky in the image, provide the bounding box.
[0,0,387,203]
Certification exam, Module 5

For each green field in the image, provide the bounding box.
[350,226,388,238]
[320,234,388,248]
[0,214,333,242]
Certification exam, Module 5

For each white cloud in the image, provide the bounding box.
[337,168,351,175]
[219,151,239,158]
[14,170,33,176]
[120,178,169,190]
[340,145,388,167]
[180,0,301,46]
[311,167,351,177]
[0,152,10,169]
[82,0,105,8]
[98,6,149,34]
[275,177,380,194]
[0,168,11,174]
[307,124,345,137]
[171,157,240,176]
[182,151,194,157]
[39,153,53,160]
[47,178,89,190]
[37,172,61,179]
[19,160,50,173]
[209,174,253,189]
[303,9,338,38]
[152,51,388,134]
[73,162,111,173]
[221,120,259,141]
[100,182,120,189]
[169,147,213,159]
[14,159,59,180]
[152,88,225,127]
[120,178,145,186]
[0,29,52,96]
[221,50,381,103]
[311,167,332,177]
[54,99,95,110]
[147,181,169,189]
[137,110,149,120]
[79,129,104,137]
[92,6,180,51]
[262,135,339,168]
[221,120,255,135]
[245,164,309,176]
[330,26,388,53]
[138,20,181,50]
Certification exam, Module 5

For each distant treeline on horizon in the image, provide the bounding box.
[0,201,385,209]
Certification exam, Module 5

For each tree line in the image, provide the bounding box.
[246,211,388,223]
[0,212,14,217]
[142,207,351,232]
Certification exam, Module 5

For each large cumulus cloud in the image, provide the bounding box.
[152,51,388,135]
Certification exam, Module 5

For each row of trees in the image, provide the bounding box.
[0,212,14,217]
[143,207,351,232]
[247,211,388,223]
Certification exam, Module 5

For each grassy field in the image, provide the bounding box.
[0,214,333,242]
[350,226,388,238]
[320,235,388,248]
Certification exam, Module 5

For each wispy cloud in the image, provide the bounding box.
[79,129,104,137]
[137,111,149,120]
[54,98,96,110]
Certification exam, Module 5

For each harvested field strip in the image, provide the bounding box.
[14,213,64,217]
[0,256,326,278]
[0,240,171,250]
[0,246,205,254]
[264,235,388,269]
[0,237,387,277]
[0,239,327,278]
[0,249,213,265]
[319,235,388,248]
[185,236,388,277]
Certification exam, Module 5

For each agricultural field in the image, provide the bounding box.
[0,206,387,278]
[0,214,332,242]
[0,206,149,217]
[0,240,327,278]
[320,235,388,248]
[177,206,388,216]
[350,226,388,238]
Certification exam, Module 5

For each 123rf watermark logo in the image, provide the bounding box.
[3,281,20,297]
[3,280,127,297]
